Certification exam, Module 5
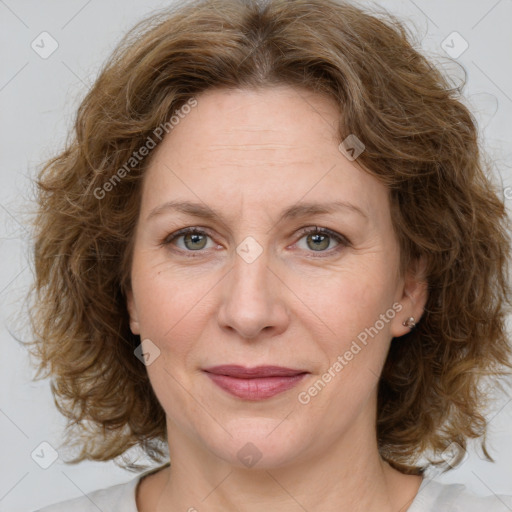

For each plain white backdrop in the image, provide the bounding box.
[1,0,511,511]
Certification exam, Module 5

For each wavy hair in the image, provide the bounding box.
[26,0,512,474]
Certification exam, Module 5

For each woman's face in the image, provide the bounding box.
[127,85,426,469]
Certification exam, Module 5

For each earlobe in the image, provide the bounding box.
[126,289,140,335]
[391,257,428,338]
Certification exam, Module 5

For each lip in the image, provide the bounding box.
[203,365,309,400]
[203,365,308,378]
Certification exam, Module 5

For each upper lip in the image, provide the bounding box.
[203,365,309,378]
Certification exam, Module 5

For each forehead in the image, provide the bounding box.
[141,86,388,225]
[172,85,340,152]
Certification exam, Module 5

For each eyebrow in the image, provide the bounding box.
[147,199,368,224]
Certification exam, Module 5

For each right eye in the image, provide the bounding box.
[162,227,218,255]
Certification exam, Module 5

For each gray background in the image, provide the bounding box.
[1,0,511,511]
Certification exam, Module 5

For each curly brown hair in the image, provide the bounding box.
[26,0,512,475]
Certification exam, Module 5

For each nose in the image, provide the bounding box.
[216,246,290,340]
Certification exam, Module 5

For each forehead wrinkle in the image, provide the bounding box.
[224,128,283,132]
[206,143,298,151]
[196,161,313,167]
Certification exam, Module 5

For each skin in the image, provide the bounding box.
[126,85,428,512]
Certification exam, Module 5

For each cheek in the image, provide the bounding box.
[302,261,397,332]
[300,259,398,376]
[130,254,216,350]
[130,261,215,415]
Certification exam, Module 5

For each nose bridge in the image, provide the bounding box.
[233,240,269,295]
[217,238,288,339]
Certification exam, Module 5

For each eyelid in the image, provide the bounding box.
[161,226,218,250]
[162,226,214,243]
[295,226,351,246]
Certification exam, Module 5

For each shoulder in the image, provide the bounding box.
[32,473,141,512]
[409,478,512,512]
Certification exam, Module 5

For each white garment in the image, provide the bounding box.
[34,464,512,512]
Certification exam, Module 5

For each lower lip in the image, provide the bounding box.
[204,372,308,400]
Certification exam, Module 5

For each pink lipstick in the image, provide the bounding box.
[203,365,308,400]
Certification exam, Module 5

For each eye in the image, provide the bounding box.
[294,226,350,256]
[162,227,216,253]
[161,225,350,258]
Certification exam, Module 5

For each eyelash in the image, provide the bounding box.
[161,226,350,258]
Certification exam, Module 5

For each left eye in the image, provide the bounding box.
[294,226,348,254]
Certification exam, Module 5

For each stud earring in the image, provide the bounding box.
[402,317,416,329]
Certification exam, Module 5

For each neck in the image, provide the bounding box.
[145,420,423,512]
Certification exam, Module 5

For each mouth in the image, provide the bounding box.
[202,365,309,400]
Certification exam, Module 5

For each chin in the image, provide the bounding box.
[200,420,309,470]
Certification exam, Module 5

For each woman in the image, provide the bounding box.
[27,0,512,510]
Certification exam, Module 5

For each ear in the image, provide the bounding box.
[390,256,428,338]
[126,288,140,335]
